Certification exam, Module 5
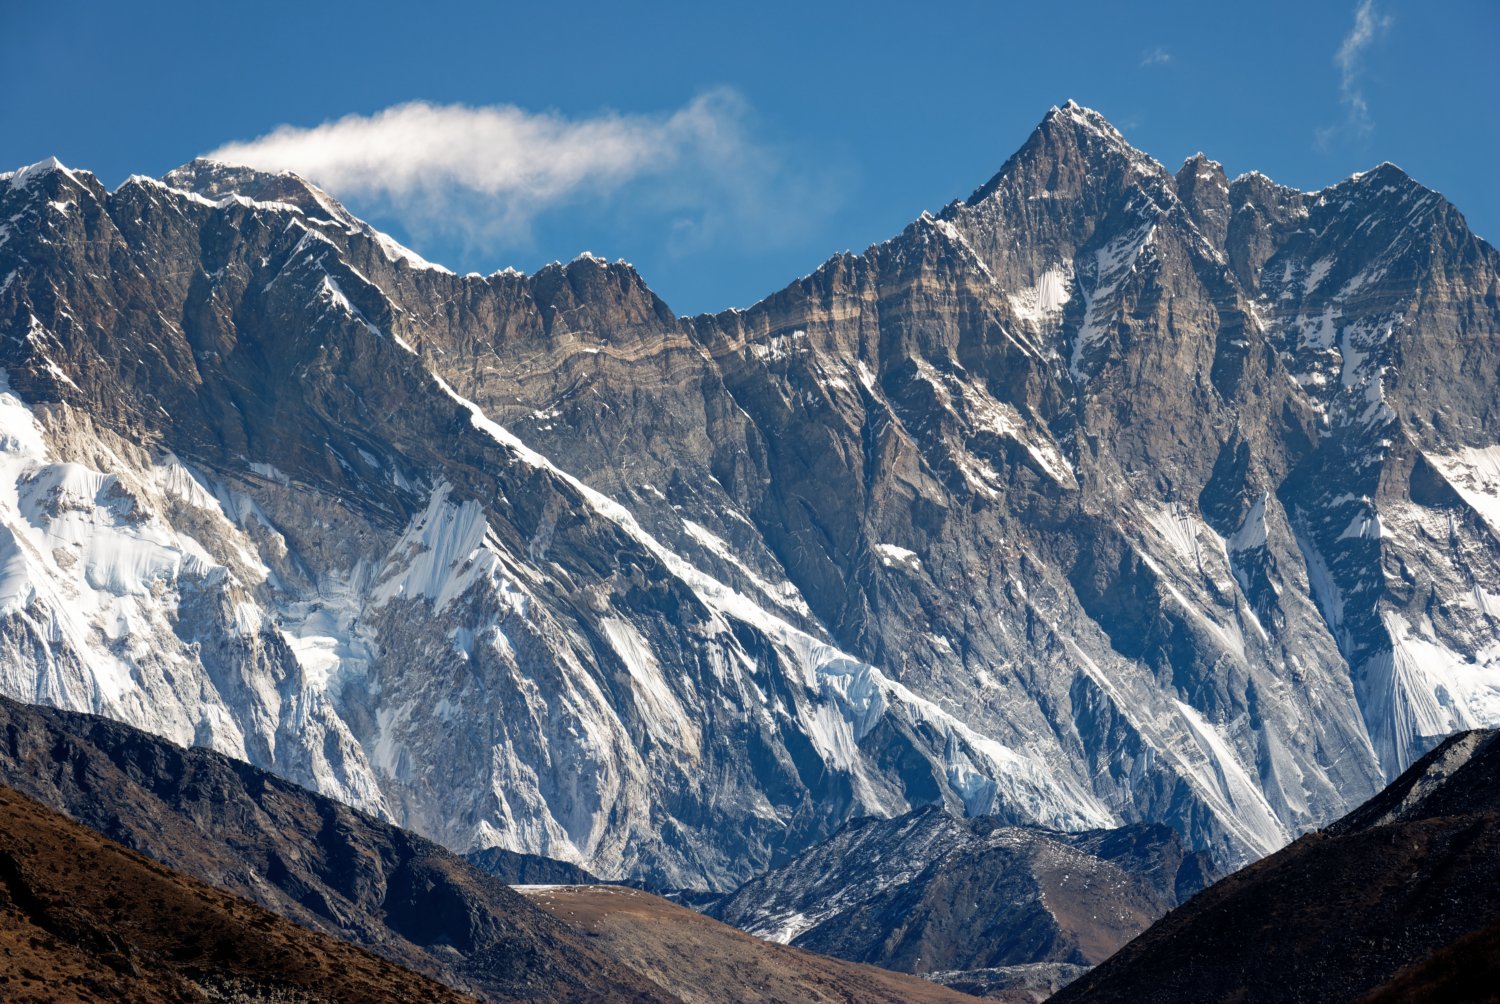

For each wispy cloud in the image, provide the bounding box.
[206,90,834,258]
[1140,47,1172,68]
[1318,0,1392,147]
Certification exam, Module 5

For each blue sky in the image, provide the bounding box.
[4,1,1496,314]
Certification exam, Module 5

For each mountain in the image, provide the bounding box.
[514,883,981,1004]
[0,101,1495,890]
[709,807,1209,968]
[0,694,670,1002]
[0,780,477,1003]
[1052,728,1500,1003]
[709,807,1207,997]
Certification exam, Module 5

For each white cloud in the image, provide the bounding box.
[206,89,831,258]
[1140,47,1172,68]
[1319,0,1392,146]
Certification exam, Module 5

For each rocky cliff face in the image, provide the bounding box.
[710,807,1208,976]
[0,102,1494,890]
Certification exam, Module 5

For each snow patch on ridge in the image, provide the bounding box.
[314,275,381,339]
[1071,223,1157,381]
[1007,265,1072,327]
[372,484,498,609]
[1359,610,1500,774]
[600,616,701,758]
[1171,700,1288,856]
[681,518,810,616]
[5,158,81,192]
[371,230,452,274]
[1426,445,1500,537]
[1227,495,1270,553]
[874,543,921,572]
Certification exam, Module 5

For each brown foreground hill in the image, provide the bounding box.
[1052,729,1500,1004]
[518,884,981,1004]
[0,782,474,1003]
[0,695,670,1002]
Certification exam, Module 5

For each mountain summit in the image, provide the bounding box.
[0,105,1495,890]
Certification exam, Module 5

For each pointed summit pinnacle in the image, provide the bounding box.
[1044,100,1135,150]
[4,156,84,192]
[963,101,1153,207]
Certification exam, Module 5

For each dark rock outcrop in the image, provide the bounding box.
[466,846,602,886]
[1052,729,1500,1004]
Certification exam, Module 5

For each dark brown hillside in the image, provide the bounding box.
[1051,730,1500,1004]
[517,884,982,1004]
[0,781,475,1003]
[1360,919,1500,1003]
[0,695,673,1003]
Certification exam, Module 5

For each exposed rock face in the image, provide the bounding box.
[0,694,671,1002]
[466,846,602,886]
[923,963,1090,1004]
[0,101,1494,890]
[1052,729,1500,1004]
[710,807,1207,975]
